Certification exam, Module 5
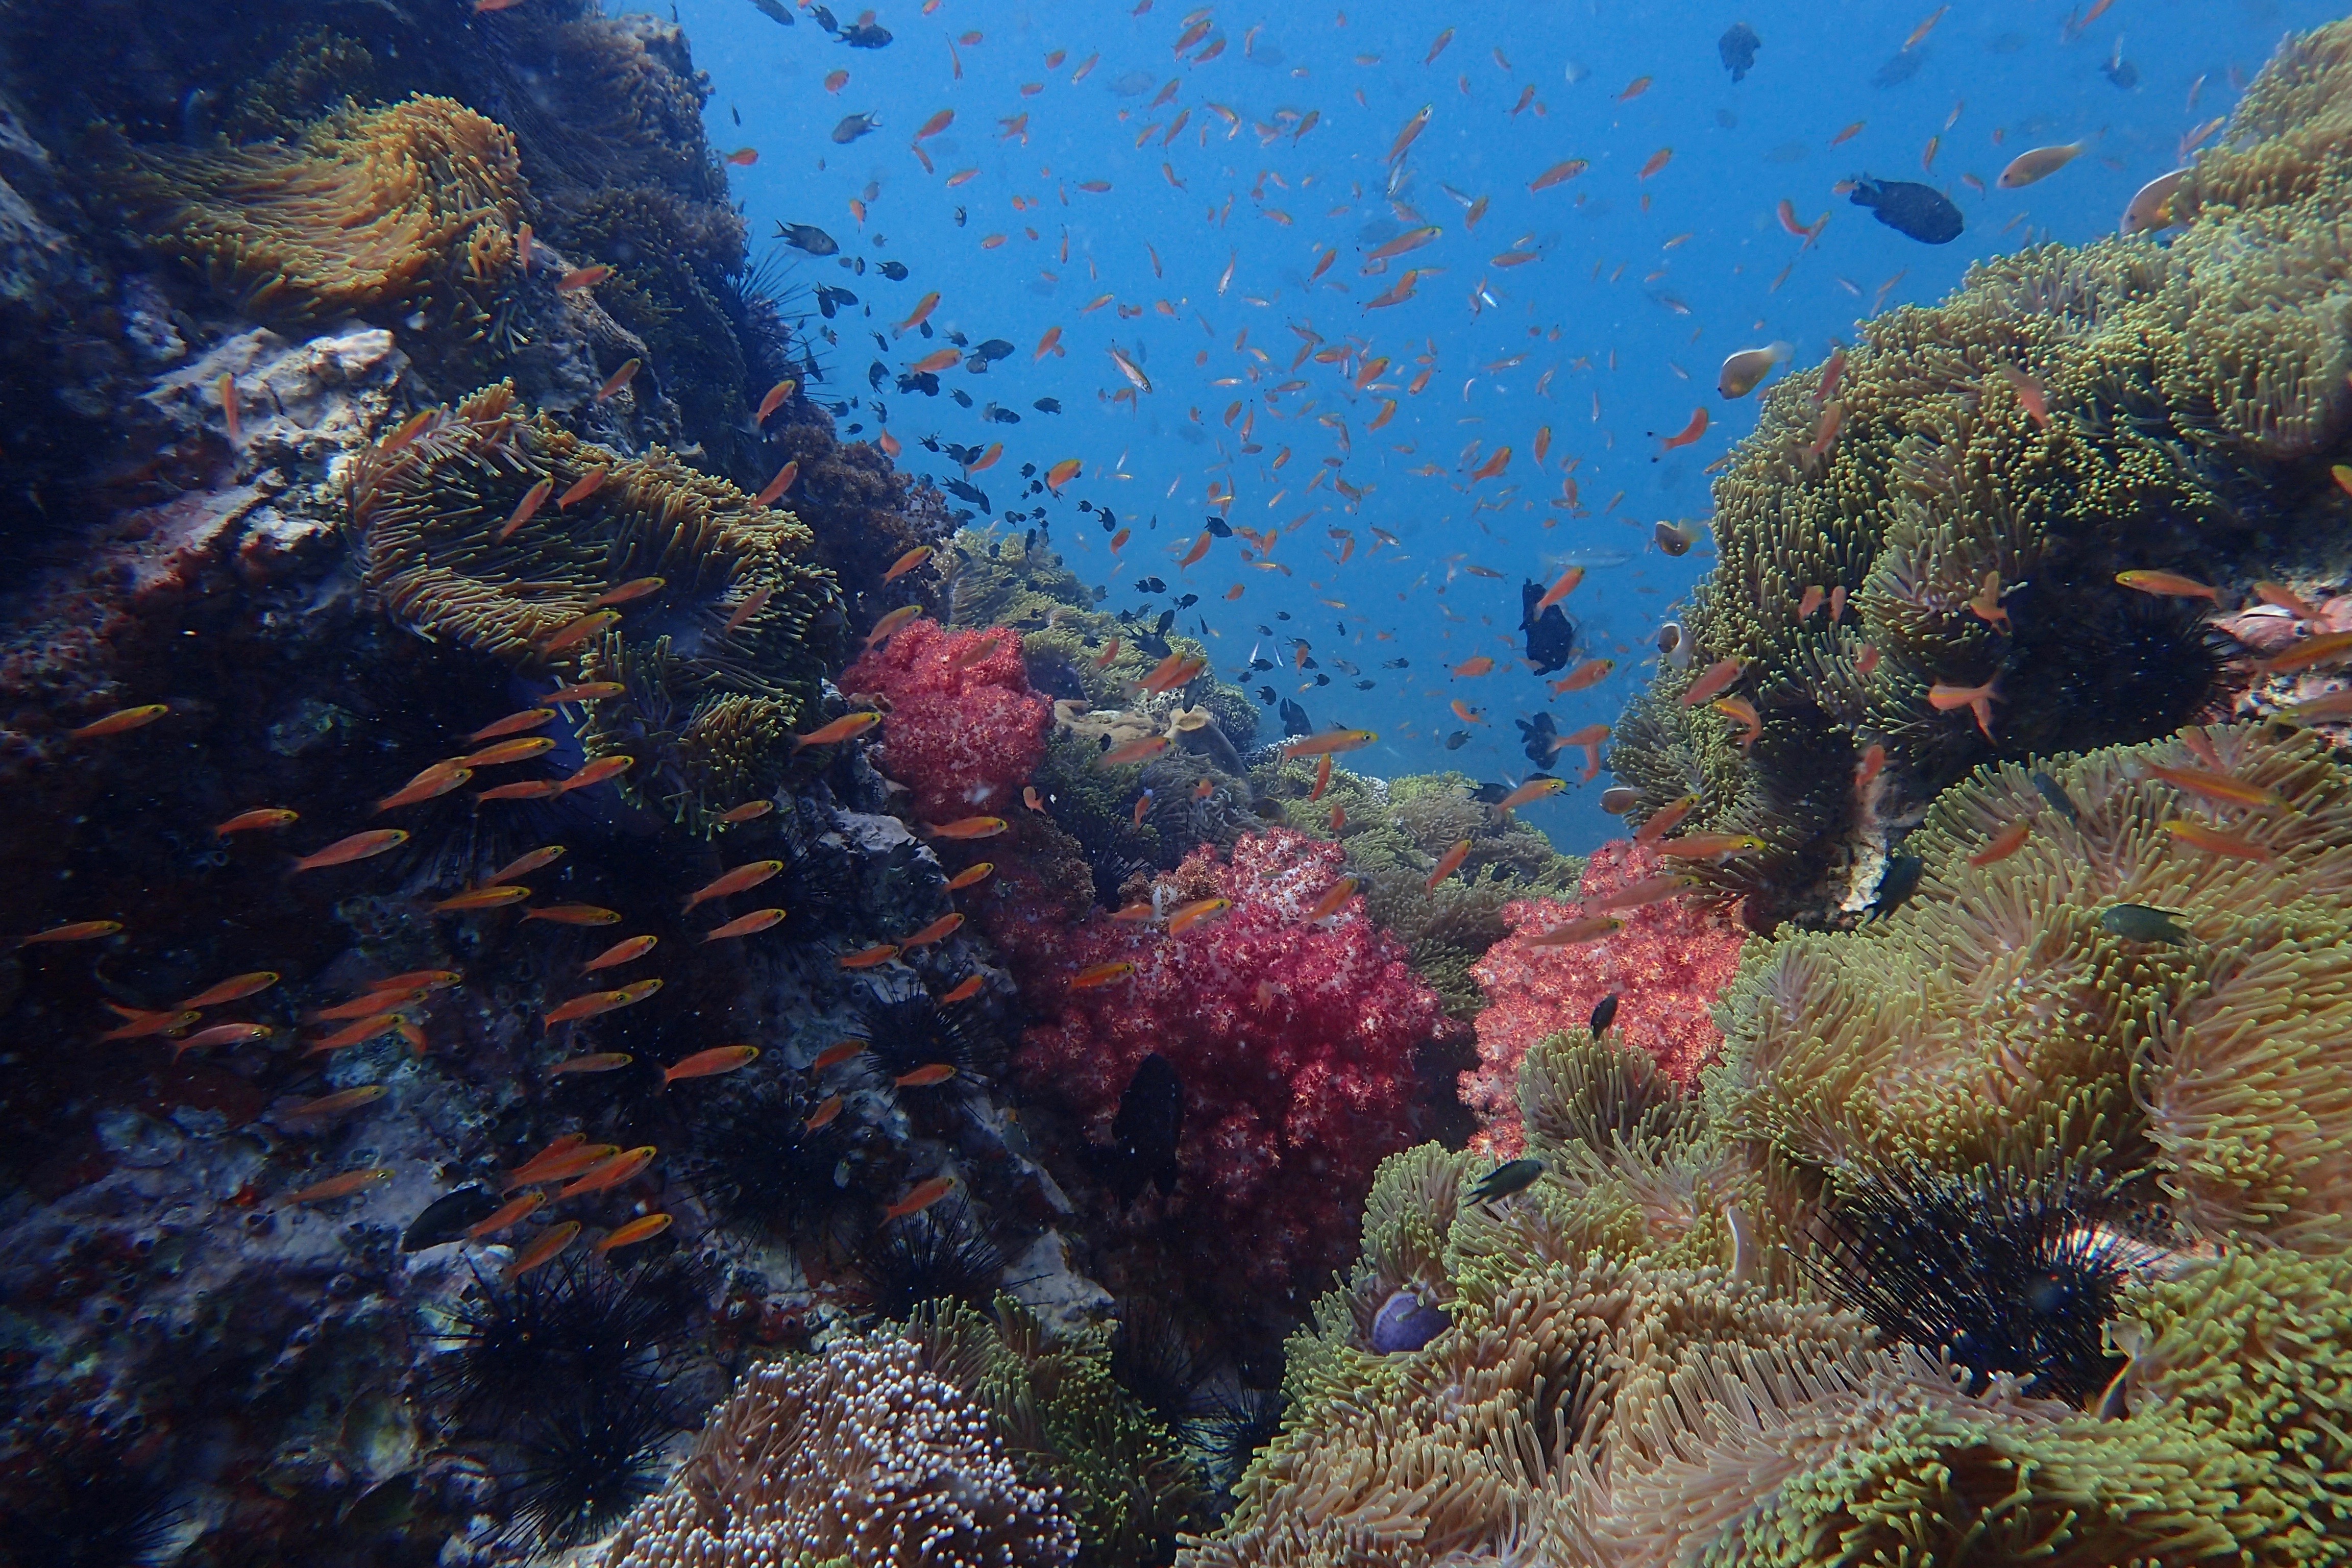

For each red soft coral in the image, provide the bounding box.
[1461,838,1746,1156]
[1011,828,1443,1307]
[841,620,1050,821]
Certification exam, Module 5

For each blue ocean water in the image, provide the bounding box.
[682,0,2335,852]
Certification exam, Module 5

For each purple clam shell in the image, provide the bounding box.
[1370,1287,1450,1354]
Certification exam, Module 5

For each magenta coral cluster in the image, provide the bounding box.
[1460,838,1746,1156]
[841,619,1050,822]
[1010,828,1443,1304]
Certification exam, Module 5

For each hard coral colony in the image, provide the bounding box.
[0,1,2347,1565]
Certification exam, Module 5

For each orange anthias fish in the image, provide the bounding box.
[1425,838,1473,891]
[99,1008,200,1042]
[755,460,799,506]
[1282,729,1376,760]
[470,707,556,743]
[1550,659,1614,695]
[431,885,532,913]
[594,358,642,403]
[794,712,883,749]
[69,703,170,742]
[559,1145,657,1197]
[716,800,775,826]
[1653,408,1709,453]
[291,829,409,872]
[497,479,554,544]
[1168,898,1231,935]
[487,845,565,884]
[2140,761,2284,810]
[1998,140,2091,189]
[755,378,798,423]
[592,576,666,609]
[863,604,924,649]
[839,943,903,969]
[1635,795,1699,845]
[804,1095,845,1131]
[284,1168,395,1206]
[468,1192,546,1239]
[1495,777,1567,813]
[525,903,622,926]
[215,807,300,837]
[927,817,1009,840]
[583,935,659,973]
[683,860,785,911]
[910,348,963,375]
[178,971,280,1010]
[1523,915,1622,947]
[2115,569,2220,602]
[660,1045,760,1087]
[1928,679,2001,740]
[1529,159,1587,192]
[940,974,986,1004]
[546,680,627,704]
[1452,656,1496,678]
[1968,819,2034,867]
[703,908,786,941]
[811,1040,869,1072]
[283,1085,388,1120]
[1681,658,1744,707]
[1070,961,1136,991]
[1098,735,1172,767]
[594,1213,674,1254]
[2260,629,2352,675]
[945,862,995,892]
[1535,567,1585,612]
[1656,833,1767,862]
[2161,818,2276,862]
[1305,877,1359,923]
[550,1052,633,1076]
[538,610,619,654]
[1046,458,1084,493]
[884,1174,957,1220]
[895,1063,958,1088]
[506,1222,583,1279]
[19,919,124,947]
[1587,873,1697,913]
[882,545,932,583]
[376,765,472,812]
[902,913,966,947]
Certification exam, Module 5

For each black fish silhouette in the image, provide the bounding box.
[1520,581,1578,674]
[1719,21,1760,81]
[778,223,839,255]
[1087,1054,1184,1203]
[1848,177,1964,243]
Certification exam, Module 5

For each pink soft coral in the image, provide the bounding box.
[1010,828,1443,1306]
[1461,838,1746,1156]
[841,620,1049,821]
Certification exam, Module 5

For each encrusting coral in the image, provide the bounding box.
[102,95,525,338]
[1181,723,2352,1568]
[1607,19,2352,926]
[349,380,843,821]
[598,1331,1079,1568]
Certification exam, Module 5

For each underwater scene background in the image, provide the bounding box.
[2,0,2351,1562]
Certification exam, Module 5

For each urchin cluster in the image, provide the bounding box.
[848,1198,1007,1322]
[1806,1160,2149,1405]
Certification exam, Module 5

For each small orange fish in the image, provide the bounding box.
[1656,833,1767,862]
[1855,744,1888,788]
[362,969,462,995]
[594,358,642,403]
[926,817,1009,840]
[538,609,620,656]
[1168,898,1231,935]
[721,584,776,639]
[940,974,986,1004]
[503,1136,605,1188]
[470,708,557,745]
[1529,158,1588,192]
[1635,795,1700,845]
[583,939,657,975]
[550,1052,633,1075]
[1549,659,1614,696]
[1524,915,1622,947]
[755,459,800,506]
[812,1040,869,1072]
[484,846,565,885]
[823,69,849,93]
[559,1145,657,1197]
[1098,735,1172,767]
[724,145,759,166]
[292,829,410,872]
[1855,643,1881,677]
[376,764,473,812]
[1425,838,1473,891]
[755,378,799,423]
[594,1213,674,1254]
[1998,140,2090,190]
[69,704,169,742]
[1637,147,1673,180]
[2141,761,2284,810]
[910,348,963,376]
[882,546,933,583]
[177,970,279,1010]
[1452,655,1497,678]
[945,862,995,892]
[1304,877,1359,923]
[1681,657,1744,708]
[99,1008,200,1042]
[309,988,423,1022]
[1712,697,1762,749]
[1928,678,2001,740]
[1070,961,1136,991]
[1281,729,1376,760]
[592,576,666,609]
[902,913,966,947]
[1495,777,1568,813]
[468,1191,546,1238]
[804,1095,845,1131]
[215,807,300,837]
[525,903,622,926]
[543,986,640,1028]
[1178,531,1212,569]
[712,800,774,828]
[863,605,924,649]
[285,1168,394,1206]
[1653,408,1709,453]
[496,479,554,545]
[1968,820,2033,867]
[703,908,786,941]
[219,371,242,446]
[1830,120,1865,147]
[545,680,627,704]
[506,1220,583,1279]
[839,943,903,969]
[683,860,784,911]
[284,1085,388,1120]
[661,1045,760,1087]
[2161,817,2275,862]
[884,1174,956,1220]
[2115,569,2219,602]
[1045,457,1083,492]
[172,1021,272,1059]
[1587,873,1697,913]
[557,264,610,292]
[793,710,884,751]
[1024,785,1048,813]
[556,467,608,510]
[2259,629,2352,675]
[19,919,124,946]
[431,885,532,913]
[895,1063,958,1088]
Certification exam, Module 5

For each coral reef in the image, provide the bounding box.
[100,95,524,339]
[599,1332,1080,1567]
[1005,828,1446,1326]
[1607,20,2352,926]
[348,380,844,822]
[842,618,1052,821]
[1460,838,1748,1155]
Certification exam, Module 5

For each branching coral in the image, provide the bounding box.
[1010,828,1444,1312]
[103,95,525,337]
[904,1296,1209,1568]
[599,1333,1078,1568]
[842,618,1051,821]
[347,381,842,822]
[1608,21,2352,925]
[1461,838,1746,1154]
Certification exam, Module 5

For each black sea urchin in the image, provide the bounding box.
[0,1437,185,1568]
[856,991,1006,1088]
[1191,1386,1286,1507]
[849,1198,1006,1321]
[1808,1161,2144,1405]
[428,1254,704,1431]
[1109,1296,1206,1432]
[503,1384,677,1552]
